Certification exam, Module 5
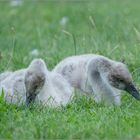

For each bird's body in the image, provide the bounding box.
[53,54,140,105]
[0,59,73,107]
[53,54,105,93]
[0,69,26,104]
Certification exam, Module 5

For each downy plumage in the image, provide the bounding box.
[0,59,73,107]
[53,54,140,105]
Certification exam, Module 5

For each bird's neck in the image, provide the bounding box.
[87,57,112,78]
[87,57,120,104]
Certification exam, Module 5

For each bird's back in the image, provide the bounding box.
[53,54,98,91]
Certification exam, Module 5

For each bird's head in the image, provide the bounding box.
[108,62,140,100]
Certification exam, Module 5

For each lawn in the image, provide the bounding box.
[0,0,140,139]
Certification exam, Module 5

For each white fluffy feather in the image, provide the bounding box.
[0,59,73,107]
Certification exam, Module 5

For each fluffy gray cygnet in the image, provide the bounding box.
[0,59,73,107]
[53,54,140,105]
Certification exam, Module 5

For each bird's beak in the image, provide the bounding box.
[125,83,140,100]
[26,93,36,106]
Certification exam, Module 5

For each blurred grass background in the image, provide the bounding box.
[0,0,140,139]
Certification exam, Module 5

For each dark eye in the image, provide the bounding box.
[118,79,124,82]
[112,76,124,83]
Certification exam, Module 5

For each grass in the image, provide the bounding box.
[0,0,140,139]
